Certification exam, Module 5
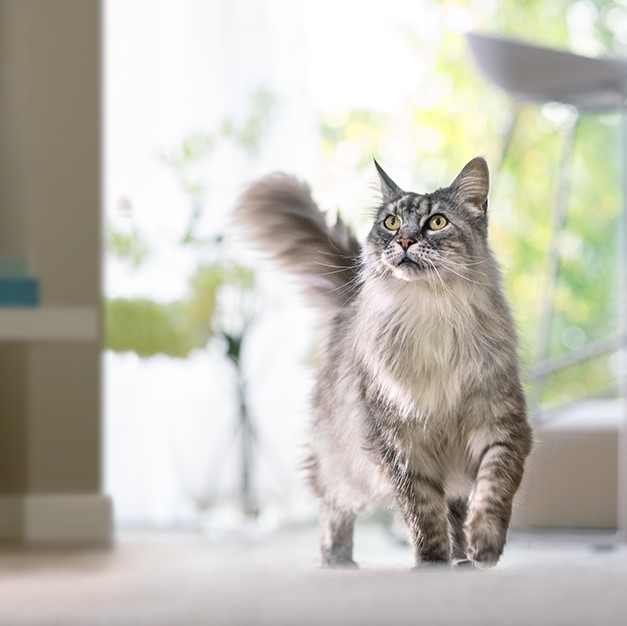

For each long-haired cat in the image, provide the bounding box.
[235,157,532,568]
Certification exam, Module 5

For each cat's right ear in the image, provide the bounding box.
[373,158,403,202]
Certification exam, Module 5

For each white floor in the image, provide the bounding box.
[1,525,626,625]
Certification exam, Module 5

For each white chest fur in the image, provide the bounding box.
[354,277,482,422]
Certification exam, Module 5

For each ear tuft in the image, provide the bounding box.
[451,157,489,209]
[373,158,403,202]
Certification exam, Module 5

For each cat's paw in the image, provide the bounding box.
[322,556,359,570]
[465,518,506,568]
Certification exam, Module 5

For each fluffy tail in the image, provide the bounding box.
[234,173,362,310]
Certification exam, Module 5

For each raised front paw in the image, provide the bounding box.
[465,516,506,568]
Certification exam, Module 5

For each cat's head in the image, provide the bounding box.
[363,157,491,283]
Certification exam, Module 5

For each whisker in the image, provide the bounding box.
[439,255,491,268]
[312,260,355,270]
[442,250,490,261]
[316,249,357,261]
[424,263,441,317]
[322,273,363,297]
[433,257,489,279]
[432,259,491,286]
[426,259,465,311]
[326,235,357,257]
[318,267,355,276]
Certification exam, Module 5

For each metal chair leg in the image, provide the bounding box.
[531,113,580,412]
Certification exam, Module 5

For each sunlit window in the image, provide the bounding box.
[105,0,624,530]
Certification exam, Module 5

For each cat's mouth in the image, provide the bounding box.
[380,249,436,281]
[397,257,430,271]
[389,255,438,281]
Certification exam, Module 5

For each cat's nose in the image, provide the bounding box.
[397,238,416,251]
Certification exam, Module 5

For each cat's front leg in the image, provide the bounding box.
[397,469,450,565]
[381,446,450,565]
[447,497,469,563]
[465,424,532,567]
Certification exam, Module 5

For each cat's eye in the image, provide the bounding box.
[427,215,448,231]
[384,214,401,231]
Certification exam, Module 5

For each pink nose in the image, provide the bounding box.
[398,238,416,250]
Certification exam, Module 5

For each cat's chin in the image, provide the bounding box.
[389,264,432,283]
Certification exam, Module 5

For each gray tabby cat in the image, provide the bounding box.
[235,157,532,568]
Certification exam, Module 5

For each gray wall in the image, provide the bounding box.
[0,0,102,500]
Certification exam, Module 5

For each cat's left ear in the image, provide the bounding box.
[451,157,489,211]
[373,158,403,202]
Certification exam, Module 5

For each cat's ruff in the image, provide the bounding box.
[235,157,532,569]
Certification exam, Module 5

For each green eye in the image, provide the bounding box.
[384,214,401,231]
[428,214,447,231]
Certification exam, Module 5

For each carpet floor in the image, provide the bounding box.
[0,525,626,625]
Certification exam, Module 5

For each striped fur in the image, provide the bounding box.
[234,173,361,311]
[236,158,532,568]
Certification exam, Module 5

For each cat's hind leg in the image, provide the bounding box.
[319,501,358,569]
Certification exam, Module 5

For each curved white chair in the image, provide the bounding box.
[467,32,627,110]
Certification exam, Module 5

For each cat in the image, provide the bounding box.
[235,157,532,568]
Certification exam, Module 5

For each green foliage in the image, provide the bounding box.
[107,228,149,268]
[186,264,223,331]
[106,298,205,358]
[321,108,388,168]
[107,3,627,408]
[221,86,277,155]
[106,87,272,358]
[161,86,278,205]
[106,263,253,358]
[318,0,624,408]
[162,133,216,199]
[224,333,243,365]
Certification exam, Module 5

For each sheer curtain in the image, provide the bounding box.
[105,0,321,529]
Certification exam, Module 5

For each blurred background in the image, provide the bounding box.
[104,0,626,533]
[2,0,627,546]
